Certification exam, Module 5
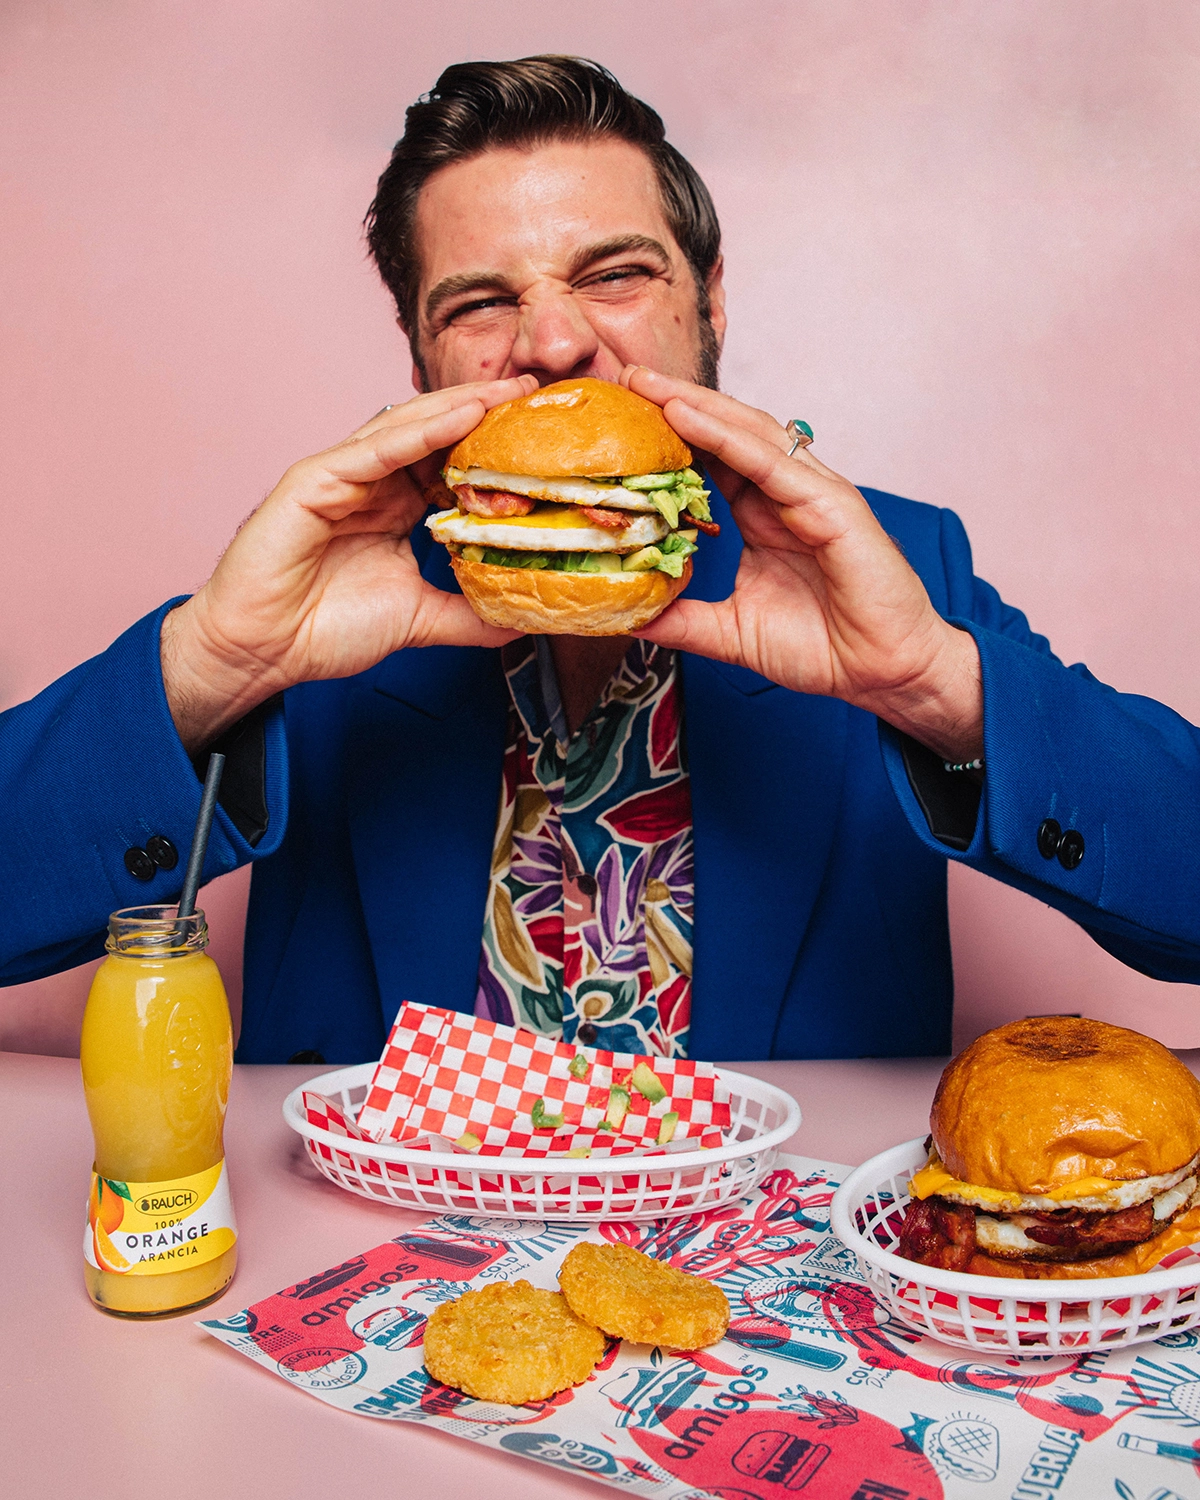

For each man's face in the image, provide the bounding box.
[411,138,725,392]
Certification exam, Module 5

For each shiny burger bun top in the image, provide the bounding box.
[930,1016,1200,1197]
[447,376,692,478]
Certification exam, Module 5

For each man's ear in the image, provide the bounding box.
[706,255,727,352]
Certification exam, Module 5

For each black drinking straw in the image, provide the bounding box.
[177,751,226,921]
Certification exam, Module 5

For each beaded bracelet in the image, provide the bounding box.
[943,757,985,773]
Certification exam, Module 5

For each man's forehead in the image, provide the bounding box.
[413,138,680,294]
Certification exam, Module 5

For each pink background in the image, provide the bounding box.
[3,0,1200,1056]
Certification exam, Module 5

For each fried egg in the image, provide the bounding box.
[427,505,668,553]
[444,467,660,512]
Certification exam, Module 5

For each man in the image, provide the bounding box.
[3,57,1200,1063]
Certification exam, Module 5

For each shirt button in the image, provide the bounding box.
[1037,818,1062,859]
[1057,830,1085,870]
[146,835,179,870]
[577,1024,598,1045]
[124,847,156,882]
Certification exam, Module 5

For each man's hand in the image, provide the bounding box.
[161,377,537,752]
[621,366,984,762]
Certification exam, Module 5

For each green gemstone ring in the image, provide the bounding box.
[785,419,814,456]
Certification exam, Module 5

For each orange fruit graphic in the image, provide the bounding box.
[93,1220,133,1274]
[88,1177,125,1234]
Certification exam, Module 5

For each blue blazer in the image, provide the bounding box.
[4,487,1200,1063]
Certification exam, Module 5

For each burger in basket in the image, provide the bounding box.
[425,376,716,635]
[897,1016,1200,1278]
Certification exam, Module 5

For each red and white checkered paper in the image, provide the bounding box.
[351,1002,729,1158]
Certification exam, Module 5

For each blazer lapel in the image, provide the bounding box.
[347,641,508,1025]
[683,481,848,1060]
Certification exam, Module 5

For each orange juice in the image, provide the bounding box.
[80,905,237,1316]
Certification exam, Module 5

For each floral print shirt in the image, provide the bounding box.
[474,636,694,1057]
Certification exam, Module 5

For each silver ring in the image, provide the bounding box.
[372,404,394,419]
[785,418,814,456]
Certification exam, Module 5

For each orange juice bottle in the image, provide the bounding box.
[80,904,237,1316]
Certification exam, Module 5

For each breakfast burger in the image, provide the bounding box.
[425,376,716,634]
[897,1016,1200,1279]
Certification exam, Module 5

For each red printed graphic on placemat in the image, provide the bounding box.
[241,1232,509,1362]
[632,1404,943,1499]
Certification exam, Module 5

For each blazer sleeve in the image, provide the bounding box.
[879,505,1200,983]
[0,601,289,985]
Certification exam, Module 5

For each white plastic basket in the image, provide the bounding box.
[283,1062,801,1223]
[831,1137,1200,1355]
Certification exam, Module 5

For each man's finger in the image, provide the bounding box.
[347,374,538,442]
[621,365,788,449]
[631,597,738,661]
[407,585,522,650]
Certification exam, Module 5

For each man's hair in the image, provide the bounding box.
[364,56,722,384]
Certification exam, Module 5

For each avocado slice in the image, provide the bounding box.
[531,1098,565,1131]
[605,1085,630,1130]
[656,1112,680,1146]
[630,1061,668,1103]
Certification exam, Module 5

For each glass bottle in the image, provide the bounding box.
[80,905,237,1316]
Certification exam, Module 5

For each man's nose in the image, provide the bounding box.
[508,288,600,381]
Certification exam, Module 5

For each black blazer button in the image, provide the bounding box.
[124,847,156,881]
[288,1050,326,1065]
[1058,829,1085,870]
[146,835,179,871]
[577,1024,598,1045]
[1037,818,1062,859]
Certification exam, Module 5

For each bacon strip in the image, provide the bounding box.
[580,506,628,530]
[454,485,536,518]
[690,516,721,537]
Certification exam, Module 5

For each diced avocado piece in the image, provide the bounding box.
[455,1131,482,1151]
[566,1147,591,1158]
[679,468,703,485]
[630,1061,668,1103]
[579,550,624,573]
[682,490,713,523]
[654,551,687,578]
[569,1053,589,1080]
[656,1112,680,1146]
[623,546,664,572]
[531,1097,565,1131]
[596,1120,615,1132]
[660,532,697,557]
[605,1086,630,1130]
[646,488,685,527]
[621,471,679,491]
[461,545,485,563]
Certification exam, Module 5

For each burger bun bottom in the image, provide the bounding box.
[451,555,692,636]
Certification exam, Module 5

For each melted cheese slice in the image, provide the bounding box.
[908,1161,1025,1210]
[908,1150,1200,1215]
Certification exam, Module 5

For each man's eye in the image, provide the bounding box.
[579,266,653,291]
[445,297,514,323]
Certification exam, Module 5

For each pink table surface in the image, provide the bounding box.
[6,1048,1196,1499]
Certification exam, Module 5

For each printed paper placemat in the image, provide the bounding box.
[202,1153,1200,1498]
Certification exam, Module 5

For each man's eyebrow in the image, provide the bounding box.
[423,235,673,325]
[567,235,671,280]
[424,271,513,326]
